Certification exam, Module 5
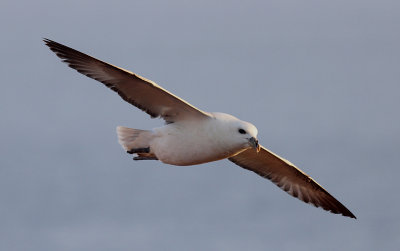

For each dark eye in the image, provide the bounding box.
[238,128,246,134]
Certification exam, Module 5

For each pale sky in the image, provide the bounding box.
[1,0,400,250]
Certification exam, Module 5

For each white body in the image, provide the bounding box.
[118,112,258,166]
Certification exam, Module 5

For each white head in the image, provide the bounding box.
[210,112,260,152]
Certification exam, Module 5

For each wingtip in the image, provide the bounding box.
[43,38,57,49]
[337,200,357,219]
[331,201,357,219]
[336,206,356,219]
[43,38,52,44]
[43,38,61,48]
[346,211,357,219]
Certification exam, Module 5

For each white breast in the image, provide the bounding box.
[150,119,246,166]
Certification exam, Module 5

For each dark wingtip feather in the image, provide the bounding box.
[343,209,357,219]
[43,38,56,47]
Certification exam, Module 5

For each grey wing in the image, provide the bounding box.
[229,146,356,218]
[44,39,210,123]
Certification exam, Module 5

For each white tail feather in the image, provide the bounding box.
[116,126,153,152]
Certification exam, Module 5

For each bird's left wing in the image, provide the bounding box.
[44,39,211,123]
[228,146,356,218]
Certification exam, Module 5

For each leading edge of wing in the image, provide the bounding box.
[43,38,211,123]
[229,146,356,219]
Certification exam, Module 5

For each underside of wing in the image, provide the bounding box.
[44,39,210,123]
[229,146,356,218]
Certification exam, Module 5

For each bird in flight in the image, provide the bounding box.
[44,39,356,219]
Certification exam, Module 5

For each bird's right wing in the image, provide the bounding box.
[44,39,211,123]
[229,146,356,218]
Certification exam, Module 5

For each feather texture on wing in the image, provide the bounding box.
[229,146,356,218]
[44,39,210,123]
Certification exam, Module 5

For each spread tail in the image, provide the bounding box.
[116,126,154,154]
